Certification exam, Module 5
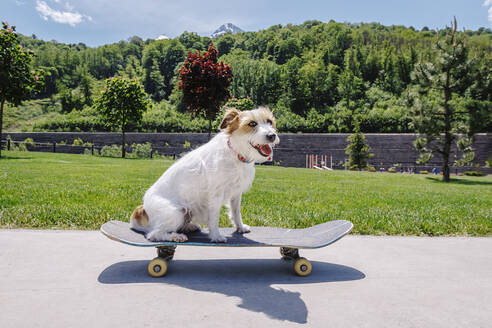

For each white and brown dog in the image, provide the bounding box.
[130,107,279,242]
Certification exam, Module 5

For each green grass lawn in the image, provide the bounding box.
[1,150,491,236]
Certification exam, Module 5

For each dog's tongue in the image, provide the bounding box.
[260,144,272,156]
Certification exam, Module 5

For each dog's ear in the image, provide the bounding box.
[220,108,241,133]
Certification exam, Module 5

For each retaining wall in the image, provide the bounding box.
[3,132,491,172]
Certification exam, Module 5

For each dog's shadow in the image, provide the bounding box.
[98,258,365,324]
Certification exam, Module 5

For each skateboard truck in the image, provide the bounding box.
[280,247,312,276]
[157,246,176,260]
[147,246,176,277]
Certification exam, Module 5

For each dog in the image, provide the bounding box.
[130,106,280,242]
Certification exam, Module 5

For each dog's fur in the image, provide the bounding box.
[130,107,280,242]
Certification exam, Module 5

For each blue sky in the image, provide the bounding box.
[2,0,492,46]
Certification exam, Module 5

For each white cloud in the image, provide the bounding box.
[35,0,92,27]
[484,0,492,24]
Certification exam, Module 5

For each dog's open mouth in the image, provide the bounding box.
[251,143,272,157]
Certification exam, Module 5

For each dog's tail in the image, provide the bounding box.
[130,205,149,230]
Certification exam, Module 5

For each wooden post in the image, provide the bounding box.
[91,144,94,156]
[7,138,10,150]
[53,142,56,153]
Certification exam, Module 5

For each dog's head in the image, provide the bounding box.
[220,106,280,163]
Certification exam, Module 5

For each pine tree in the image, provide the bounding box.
[410,18,489,182]
[345,126,374,170]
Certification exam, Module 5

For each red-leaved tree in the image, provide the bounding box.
[179,44,232,139]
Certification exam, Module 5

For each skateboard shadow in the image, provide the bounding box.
[98,259,365,324]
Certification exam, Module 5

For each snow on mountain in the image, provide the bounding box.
[211,23,243,38]
[156,34,169,40]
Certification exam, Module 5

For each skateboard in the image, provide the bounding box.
[100,220,353,277]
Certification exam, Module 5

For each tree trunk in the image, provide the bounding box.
[442,69,452,182]
[442,145,451,182]
[0,98,4,159]
[122,130,126,158]
[207,119,212,141]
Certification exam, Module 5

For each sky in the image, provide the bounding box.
[2,0,492,47]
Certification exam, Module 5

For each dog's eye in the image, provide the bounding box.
[266,119,273,125]
[248,121,257,127]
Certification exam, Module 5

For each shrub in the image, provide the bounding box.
[23,138,34,146]
[131,142,152,158]
[345,128,374,170]
[72,138,84,146]
[464,171,486,177]
[100,145,122,157]
[225,97,254,111]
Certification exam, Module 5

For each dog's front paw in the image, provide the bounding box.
[210,234,227,243]
[236,224,251,234]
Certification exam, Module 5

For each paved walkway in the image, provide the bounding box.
[0,230,491,327]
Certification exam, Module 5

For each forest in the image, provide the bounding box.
[7,20,492,133]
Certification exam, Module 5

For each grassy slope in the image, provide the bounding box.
[3,99,61,132]
[0,151,491,236]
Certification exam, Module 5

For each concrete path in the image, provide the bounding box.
[0,230,491,328]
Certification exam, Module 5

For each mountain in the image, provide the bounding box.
[211,23,243,38]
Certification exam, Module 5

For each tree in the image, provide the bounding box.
[142,39,185,101]
[0,22,42,158]
[179,44,233,139]
[345,126,374,169]
[95,77,149,158]
[410,18,489,182]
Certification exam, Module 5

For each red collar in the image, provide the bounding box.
[227,139,252,164]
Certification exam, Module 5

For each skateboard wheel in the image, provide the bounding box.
[293,257,312,276]
[148,257,168,277]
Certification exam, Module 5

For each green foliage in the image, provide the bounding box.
[95,142,155,159]
[23,137,34,146]
[95,76,149,157]
[0,22,43,106]
[96,77,149,131]
[410,19,491,182]
[0,22,43,157]
[72,137,84,146]
[130,142,152,158]
[225,97,254,110]
[3,20,492,135]
[142,39,185,101]
[100,144,122,157]
[345,128,374,169]
[464,171,486,177]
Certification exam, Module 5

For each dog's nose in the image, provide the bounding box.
[266,133,277,143]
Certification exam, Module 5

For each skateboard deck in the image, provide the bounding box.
[101,220,353,277]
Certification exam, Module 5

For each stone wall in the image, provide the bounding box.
[3,132,491,172]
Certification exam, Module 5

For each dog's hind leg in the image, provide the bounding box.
[144,195,188,242]
[146,230,188,242]
[179,209,200,233]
